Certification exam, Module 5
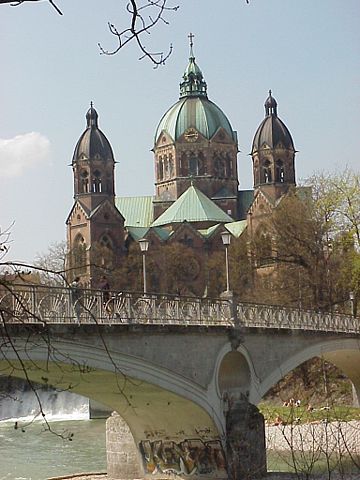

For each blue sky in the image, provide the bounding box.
[1,0,359,263]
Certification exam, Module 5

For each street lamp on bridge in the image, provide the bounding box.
[139,238,149,294]
[221,231,231,294]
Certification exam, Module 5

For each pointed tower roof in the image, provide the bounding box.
[152,185,233,227]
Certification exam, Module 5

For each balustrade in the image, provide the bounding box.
[0,284,358,334]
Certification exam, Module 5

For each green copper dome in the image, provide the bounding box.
[155,96,236,143]
[155,38,236,144]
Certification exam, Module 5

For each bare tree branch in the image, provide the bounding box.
[0,0,63,15]
[98,0,179,67]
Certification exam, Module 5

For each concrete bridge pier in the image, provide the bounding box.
[105,399,267,480]
[106,412,142,480]
[225,398,266,479]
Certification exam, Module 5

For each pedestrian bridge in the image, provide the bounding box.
[1,285,359,479]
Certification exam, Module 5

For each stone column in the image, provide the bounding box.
[106,412,142,480]
[225,398,267,479]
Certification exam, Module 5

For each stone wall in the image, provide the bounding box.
[106,412,142,480]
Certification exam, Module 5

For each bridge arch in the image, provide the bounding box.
[258,338,360,404]
[0,336,226,450]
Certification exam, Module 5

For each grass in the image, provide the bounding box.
[259,403,360,425]
[267,449,360,474]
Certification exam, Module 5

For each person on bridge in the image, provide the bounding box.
[98,275,110,305]
[70,277,81,321]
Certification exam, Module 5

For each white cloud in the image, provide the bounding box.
[0,132,51,178]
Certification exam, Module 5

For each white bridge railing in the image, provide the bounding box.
[0,285,358,334]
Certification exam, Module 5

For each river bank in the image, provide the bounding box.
[50,473,360,480]
[52,421,359,480]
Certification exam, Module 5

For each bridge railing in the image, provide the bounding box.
[236,302,359,334]
[0,284,358,334]
[0,285,233,326]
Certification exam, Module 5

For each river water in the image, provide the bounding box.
[0,418,107,480]
[0,386,358,480]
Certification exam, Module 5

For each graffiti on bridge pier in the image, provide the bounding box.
[140,438,227,476]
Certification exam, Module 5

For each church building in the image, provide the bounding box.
[66,37,296,294]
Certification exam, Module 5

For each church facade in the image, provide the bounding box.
[66,40,296,294]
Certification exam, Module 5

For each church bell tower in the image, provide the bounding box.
[66,104,125,286]
[251,91,296,201]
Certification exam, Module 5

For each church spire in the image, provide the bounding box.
[179,33,207,98]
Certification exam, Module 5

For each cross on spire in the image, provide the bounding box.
[188,32,195,58]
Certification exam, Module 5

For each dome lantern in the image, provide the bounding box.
[179,33,207,99]
[265,90,278,117]
[86,101,99,128]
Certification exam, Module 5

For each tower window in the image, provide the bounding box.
[263,160,272,183]
[214,157,225,177]
[168,154,174,177]
[189,156,199,176]
[92,170,102,193]
[158,157,164,180]
[80,169,89,193]
[164,155,170,179]
[276,159,285,183]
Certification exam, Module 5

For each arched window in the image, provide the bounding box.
[158,157,164,180]
[97,234,114,269]
[225,154,233,177]
[256,227,273,266]
[214,157,225,177]
[263,160,272,183]
[73,235,87,273]
[80,169,89,193]
[99,234,113,249]
[92,170,102,193]
[276,159,285,183]
[189,156,199,176]
[168,154,174,177]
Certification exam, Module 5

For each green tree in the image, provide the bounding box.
[251,169,359,313]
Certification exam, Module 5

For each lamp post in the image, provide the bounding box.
[139,238,149,294]
[349,291,355,317]
[221,231,231,293]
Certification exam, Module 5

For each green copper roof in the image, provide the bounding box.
[115,196,153,227]
[152,185,233,227]
[198,223,222,239]
[155,38,236,144]
[127,225,171,242]
[155,96,236,143]
[179,56,207,98]
[126,226,149,241]
[238,190,254,219]
[224,220,247,238]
